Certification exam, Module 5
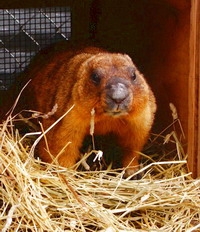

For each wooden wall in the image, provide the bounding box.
[188,0,200,177]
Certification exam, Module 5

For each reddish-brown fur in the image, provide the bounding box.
[16,45,156,176]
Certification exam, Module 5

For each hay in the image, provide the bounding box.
[0,113,200,231]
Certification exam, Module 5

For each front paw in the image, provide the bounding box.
[124,163,144,179]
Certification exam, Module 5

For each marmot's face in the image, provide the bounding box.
[75,53,150,117]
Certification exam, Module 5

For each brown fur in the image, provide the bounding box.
[16,45,156,176]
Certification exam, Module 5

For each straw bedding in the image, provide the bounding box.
[0,108,200,231]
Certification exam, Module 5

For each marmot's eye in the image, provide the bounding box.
[131,72,137,81]
[91,72,101,85]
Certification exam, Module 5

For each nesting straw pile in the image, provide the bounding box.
[0,106,200,231]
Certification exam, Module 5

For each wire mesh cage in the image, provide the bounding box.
[0,7,71,90]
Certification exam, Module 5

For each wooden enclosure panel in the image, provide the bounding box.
[188,0,200,177]
[71,1,92,41]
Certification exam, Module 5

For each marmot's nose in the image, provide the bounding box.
[108,83,129,103]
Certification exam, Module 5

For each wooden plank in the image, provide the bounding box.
[0,0,73,9]
[188,0,200,177]
[197,0,200,177]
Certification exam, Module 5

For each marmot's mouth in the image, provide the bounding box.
[111,111,128,117]
[104,108,129,117]
[104,98,131,116]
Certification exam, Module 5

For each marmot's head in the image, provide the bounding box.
[73,52,151,118]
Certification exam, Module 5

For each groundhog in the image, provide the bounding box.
[15,44,156,176]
